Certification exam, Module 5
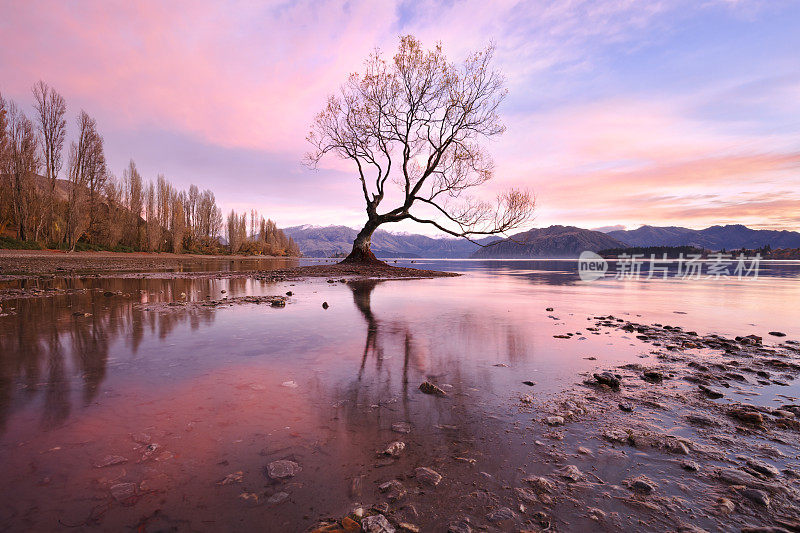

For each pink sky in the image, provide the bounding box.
[1,0,798,233]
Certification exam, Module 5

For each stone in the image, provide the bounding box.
[383,441,406,457]
[558,464,584,482]
[630,477,655,494]
[361,514,395,533]
[322,302,329,309]
[714,497,736,515]
[218,471,244,485]
[378,480,407,502]
[618,402,634,412]
[391,422,412,434]
[642,371,663,383]
[486,507,516,523]
[419,381,446,396]
[523,475,555,493]
[520,394,534,404]
[447,519,472,533]
[414,467,442,486]
[740,488,770,507]
[267,491,289,505]
[267,459,301,479]
[546,416,564,426]
[515,487,538,503]
[699,385,724,399]
[94,455,128,468]
[681,460,700,472]
[398,523,419,533]
[746,458,780,478]
[281,380,299,388]
[110,482,136,501]
[593,372,621,389]
[522,380,536,386]
[768,331,787,337]
[728,408,764,426]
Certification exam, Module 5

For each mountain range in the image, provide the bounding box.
[284,223,800,259]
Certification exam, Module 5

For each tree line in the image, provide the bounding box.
[0,82,299,256]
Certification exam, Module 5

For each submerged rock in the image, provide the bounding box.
[391,421,412,434]
[486,507,516,523]
[267,460,301,479]
[419,381,446,396]
[383,441,406,457]
[94,455,128,468]
[378,480,407,502]
[110,482,136,501]
[593,372,621,389]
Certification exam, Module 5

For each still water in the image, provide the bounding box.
[0,259,798,531]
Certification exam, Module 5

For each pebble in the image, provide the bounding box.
[267,460,301,479]
[557,465,583,483]
[419,381,446,396]
[415,467,442,486]
[740,488,770,507]
[110,482,136,501]
[486,507,516,523]
[546,416,564,426]
[593,372,621,389]
[361,514,394,533]
[391,422,412,434]
[383,441,406,457]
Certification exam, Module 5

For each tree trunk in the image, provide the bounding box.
[341,219,384,264]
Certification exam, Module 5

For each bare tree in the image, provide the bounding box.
[306,36,533,263]
[5,102,40,241]
[31,81,67,243]
[65,111,103,249]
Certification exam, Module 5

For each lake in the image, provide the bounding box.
[1,259,799,531]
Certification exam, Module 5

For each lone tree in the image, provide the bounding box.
[306,36,534,263]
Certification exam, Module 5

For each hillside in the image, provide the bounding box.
[282,225,499,258]
[470,225,625,259]
[609,224,800,250]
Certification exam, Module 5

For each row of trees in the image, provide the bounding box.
[0,82,298,255]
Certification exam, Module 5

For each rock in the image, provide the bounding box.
[629,477,655,494]
[546,416,564,426]
[602,429,630,444]
[103,291,114,297]
[714,497,736,515]
[522,380,536,386]
[746,458,780,478]
[578,446,592,455]
[618,402,634,412]
[740,488,770,507]
[267,460,301,479]
[520,394,534,404]
[94,455,128,468]
[281,380,298,388]
[361,514,395,533]
[419,381,446,396]
[378,480,407,502]
[515,487,539,503]
[681,460,700,472]
[110,482,136,501]
[383,441,406,457]
[414,467,442,486]
[270,299,285,308]
[391,422,412,434]
[321,301,329,309]
[523,475,555,493]
[593,372,621,389]
[267,491,289,505]
[486,507,516,523]
[685,413,718,427]
[398,523,419,533]
[546,307,554,311]
[768,331,787,337]
[699,385,724,399]
[642,371,663,383]
[728,408,764,426]
[557,465,584,483]
[447,519,472,533]
[717,468,784,493]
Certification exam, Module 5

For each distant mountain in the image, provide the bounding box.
[470,225,625,259]
[282,225,499,258]
[609,224,800,250]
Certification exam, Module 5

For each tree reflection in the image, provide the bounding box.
[0,277,221,434]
